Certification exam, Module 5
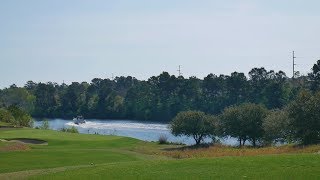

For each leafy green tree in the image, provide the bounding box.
[202,74,227,114]
[0,108,15,124]
[180,76,202,110]
[248,68,269,104]
[24,81,37,91]
[221,103,268,147]
[7,105,33,127]
[114,76,137,96]
[170,111,217,145]
[125,81,156,120]
[308,60,320,92]
[0,87,35,113]
[264,71,290,109]
[95,79,114,118]
[33,83,58,117]
[60,82,89,118]
[106,94,125,118]
[262,109,291,145]
[225,72,248,106]
[287,90,320,145]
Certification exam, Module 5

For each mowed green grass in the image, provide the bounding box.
[32,154,320,180]
[0,129,153,174]
[0,129,319,180]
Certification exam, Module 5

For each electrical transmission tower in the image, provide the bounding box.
[177,65,182,76]
[292,51,297,79]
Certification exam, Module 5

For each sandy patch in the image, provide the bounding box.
[0,142,30,151]
[7,138,48,145]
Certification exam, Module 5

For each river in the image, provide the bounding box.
[34,119,238,146]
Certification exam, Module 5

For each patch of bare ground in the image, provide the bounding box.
[162,144,320,159]
[0,142,30,152]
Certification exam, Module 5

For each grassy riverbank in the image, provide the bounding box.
[0,128,319,179]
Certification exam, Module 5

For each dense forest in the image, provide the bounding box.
[0,60,319,122]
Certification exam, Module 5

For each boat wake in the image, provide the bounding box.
[66,121,169,131]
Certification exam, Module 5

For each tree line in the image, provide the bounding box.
[0,60,320,123]
[170,89,320,146]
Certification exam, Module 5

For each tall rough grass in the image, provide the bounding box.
[158,134,168,144]
[162,144,320,159]
[60,126,79,133]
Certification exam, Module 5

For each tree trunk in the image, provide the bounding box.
[253,138,256,147]
[196,139,201,145]
[194,135,203,145]
[242,139,246,146]
[239,138,242,147]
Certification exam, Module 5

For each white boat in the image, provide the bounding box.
[73,116,86,125]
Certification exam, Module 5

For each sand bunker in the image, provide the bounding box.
[6,138,48,145]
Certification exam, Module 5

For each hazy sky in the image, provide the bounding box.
[1,0,320,88]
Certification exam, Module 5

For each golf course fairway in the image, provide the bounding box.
[0,128,319,179]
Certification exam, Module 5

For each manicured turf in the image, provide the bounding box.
[0,129,149,174]
[0,128,319,179]
[31,154,320,180]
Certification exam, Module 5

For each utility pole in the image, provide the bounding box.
[177,65,182,76]
[292,51,297,79]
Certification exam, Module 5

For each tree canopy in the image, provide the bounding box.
[1,61,320,146]
[0,106,33,127]
[220,103,268,147]
[0,60,319,123]
[170,111,217,145]
[0,67,296,122]
[287,90,320,145]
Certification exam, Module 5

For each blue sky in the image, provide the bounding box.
[1,0,320,88]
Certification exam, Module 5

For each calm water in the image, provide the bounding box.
[34,119,238,145]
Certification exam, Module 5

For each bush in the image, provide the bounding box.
[61,126,79,133]
[7,105,33,127]
[0,108,15,124]
[40,119,50,130]
[158,134,168,144]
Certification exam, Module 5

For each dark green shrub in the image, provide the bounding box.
[40,119,50,130]
[158,134,168,144]
[61,126,79,133]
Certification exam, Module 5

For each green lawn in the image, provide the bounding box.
[0,129,153,174]
[32,155,320,180]
[0,128,319,179]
